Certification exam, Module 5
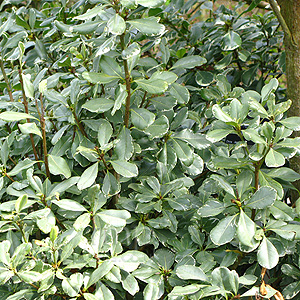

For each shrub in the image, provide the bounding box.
[0,0,299,299]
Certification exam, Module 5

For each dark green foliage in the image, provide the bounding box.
[0,0,299,299]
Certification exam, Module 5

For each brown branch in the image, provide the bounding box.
[39,94,51,180]
[268,0,297,47]
[120,34,132,128]
[139,91,148,108]
[18,69,41,170]
[5,173,15,182]
[71,108,87,137]
[0,58,14,102]
[233,0,271,10]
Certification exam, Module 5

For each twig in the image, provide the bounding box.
[0,58,14,102]
[39,94,51,180]
[233,0,271,10]
[269,0,297,47]
[71,107,87,137]
[18,69,41,169]
[139,91,148,108]
[120,34,132,128]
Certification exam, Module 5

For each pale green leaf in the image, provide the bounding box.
[48,155,71,179]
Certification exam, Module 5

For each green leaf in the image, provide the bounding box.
[36,210,56,233]
[122,274,139,296]
[196,71,214,86]
[261,78,278,103]
[237,209,256,247]
[18,271,41,283]
[112,85,127,116]
[135,78,168,94]
[212,104,234,123]
[22,74,34,99]
[77,163,99,191]
[150,72,176,85]
[265,148,285,168]
[171,55,206,70]
[210,214,237,245]
[242,128,267,145]
[87,261,114,288]
[84,293,98,300]
[210,174,235,197]
[176,265,208,281]
[171,138,194,166]
[238,0,264,18]
[276,137,300,148]
[267,167,300,182]
[169,83,190,104]
[145,115,169,139]
[212,267,239,294]
[62,273,83,297]
[207,129,234,143]
[279,117,300,131]
[74,213,91,231]
[236,170,253,197]
[98,120,113,147]
[97,210,130,227]
[245,186,277,209]
[48,155,71,179]
[172,129,211,150]
[15,194,28,213]
[215,53,232,70]
[18,122,42,138]
[94,282,114,300]
[198,200,225,217]
[95,36,116,57]
[0,112,36,122]
[110,160,138,178]
[153,249,175,269]
[82,72,118,84]
[82,98,114,113]
[151,96,177,111]
[99,56,123,78]
[102,172,120,196]
[50,225,58,242]
[115,127,133,161]
[257,237,279,269]
[7,158,37,176]
[0,240,11,266]
[73,6,103,20]
[269,223,299,240]
[122,42,141,60]
[222,31,242,51]
[107,14,126,35]
[52,199,87,212]
[270,200,294,221]
[169,285,201,296]
[71,21,99,34]
[283,281,300,299]
[128,17,165,36]
[6,290,30,300]
[143,283,159,300]
[136,0,165,7]
[110,250,148,272]
[131,108,155,130]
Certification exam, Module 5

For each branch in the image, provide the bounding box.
[18,69,41,170]
[233,0,271,10]
[39,94,51,180]
[71,107,87,137]
[120,34,132,128]
[268,0,297,47]
[0,58,14,102]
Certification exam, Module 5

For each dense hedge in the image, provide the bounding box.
[0,0,300,299]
